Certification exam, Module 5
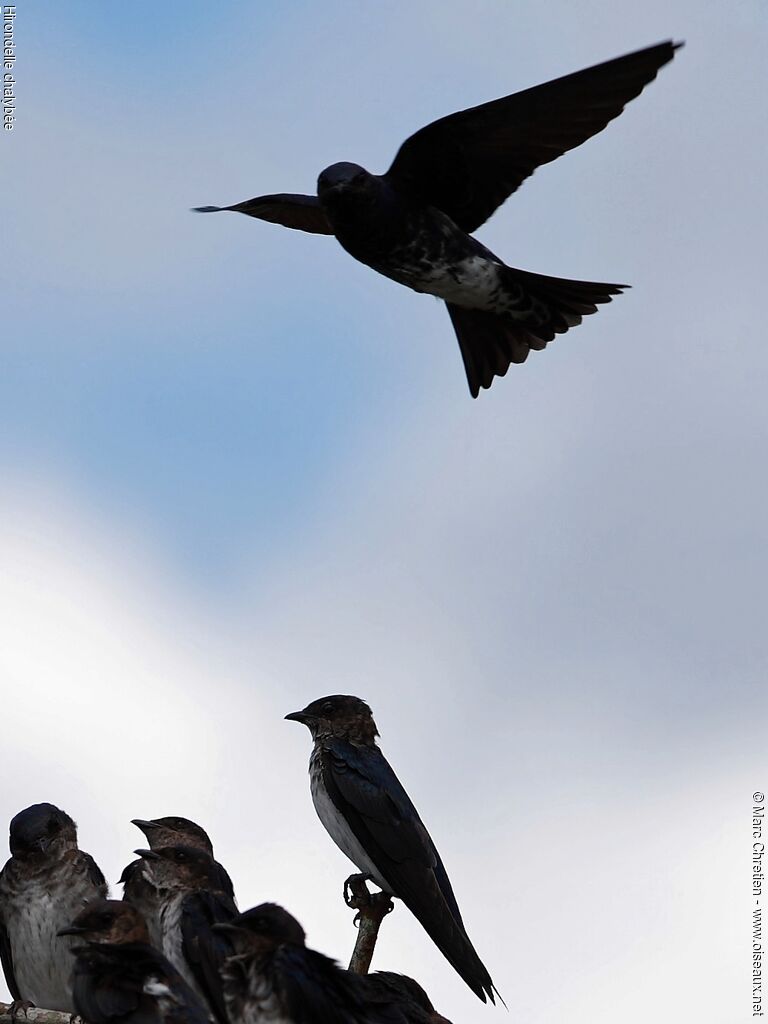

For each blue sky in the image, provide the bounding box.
[3,3,767,1022]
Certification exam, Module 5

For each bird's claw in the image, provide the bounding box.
[8,1000,35,1020]
[343,872,372,908]
[343,873,394,925]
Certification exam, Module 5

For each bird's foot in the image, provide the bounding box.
[8,1000,35,1020]
[343,872,373,908]
[343,874,394,927]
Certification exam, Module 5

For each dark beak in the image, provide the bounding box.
[131,819,158,833]
[212,921,242,934]
[285,710,311,724]
[134,848,161,860]
[57,925,87,937]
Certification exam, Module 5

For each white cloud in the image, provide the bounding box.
[0,477,757,1022]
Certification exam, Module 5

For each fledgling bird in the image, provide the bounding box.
[286,695,497,1003]
[121,816,236,948]
[195,41,682,396]
[215,903,427,1024]
[0,802,108,1014]
[133,844,237,1024]
[58,900,210,1024]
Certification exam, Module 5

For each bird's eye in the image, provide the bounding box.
[322,701,333,713]
[174,852,187,861]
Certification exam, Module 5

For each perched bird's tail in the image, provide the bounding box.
[401,872,502,1004]
[447,268,627,397]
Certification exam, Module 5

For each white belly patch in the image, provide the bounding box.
[310,773,393,895]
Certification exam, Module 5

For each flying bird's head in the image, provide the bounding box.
[131,815,214,855]
[214,903,305,955]
[9,802,78,860]
[285,694,379,745]
[317,162,371,198]
[133,844,222,893]
[58,899,149,946]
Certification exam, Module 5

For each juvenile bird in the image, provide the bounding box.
[285,696,497,1002]
[196,41,681,396]
[133,844,237,1024]
[121,816,236,949]
[215,903,427,1023]
[0,802,108,1014]
[58,899,209,1024]
[365,973,452,1024]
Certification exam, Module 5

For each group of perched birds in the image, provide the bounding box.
[196,41,681,397]
[0,696,499,1023]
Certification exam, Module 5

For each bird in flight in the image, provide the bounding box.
[196,41,681,397]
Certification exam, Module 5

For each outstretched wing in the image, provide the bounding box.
[193,194,334,234]
[386,41,681,233]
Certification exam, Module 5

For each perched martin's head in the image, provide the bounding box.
[134,844,221,892]
[285,694,379,745]
[58,899,149,946]
[214,903,305,954]
[9,802,78,859]
[317,162,371,197]
[131,816,214,855]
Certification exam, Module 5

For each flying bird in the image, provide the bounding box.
[0,803,108,1015]
[121,816,236,949]
[195,41,681,396]
[214,902,428,1023]
[285,695,498,1003]
[58,900,210,1024]
[133,844,237,1024]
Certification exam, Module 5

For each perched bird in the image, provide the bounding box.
[285,695,497,1002]
[58,899,210,1024]
[121,816,236,948]
[195,41,681,396]
[215,903,427,1024]
[133,844,237,1024]
[0,802,108,1014]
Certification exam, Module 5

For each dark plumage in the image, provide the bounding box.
[0,803,108,1013]
[59,900,210,1024]
[195,41,681,396]
[121,816,236,950]
[364,973,452,1024]
[215,903,427,1024]
[132,845,237,1024]
[285,696,498,1003]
